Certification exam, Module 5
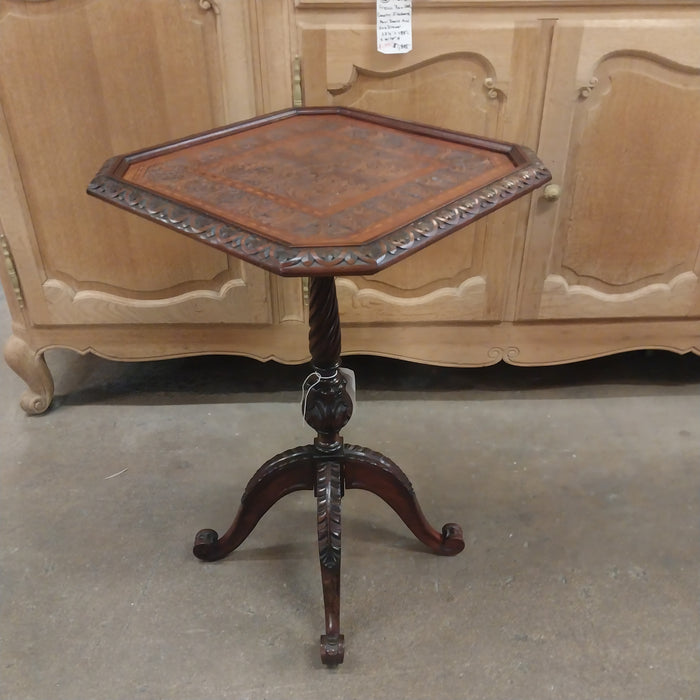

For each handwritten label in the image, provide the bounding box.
[377,0,412,55]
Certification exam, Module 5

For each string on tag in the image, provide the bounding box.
[301,371,322,423]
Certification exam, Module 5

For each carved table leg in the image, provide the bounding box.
[316,461,344,665]
[344,444,465,556]
[3,335,54,415]
[193,445,315,561]
[304,277,352,663]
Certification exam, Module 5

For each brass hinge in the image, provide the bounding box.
[302,277,310,305]
[0,233,24,308]
[292,56,303,108]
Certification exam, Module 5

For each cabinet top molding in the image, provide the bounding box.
[87,107,550,277]
[295,0,700,6]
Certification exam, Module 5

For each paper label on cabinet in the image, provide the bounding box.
[377,0,412,55]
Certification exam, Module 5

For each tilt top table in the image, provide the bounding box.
[88,106,550,665]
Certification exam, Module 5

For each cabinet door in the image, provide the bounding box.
[519,18,700,321]
[0,0,270,326]
[299,13,547,323]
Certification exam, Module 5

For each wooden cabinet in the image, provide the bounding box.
[519,17,700,323]
[1,0,699,413]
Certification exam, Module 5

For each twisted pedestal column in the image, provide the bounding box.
[193,276,464,665]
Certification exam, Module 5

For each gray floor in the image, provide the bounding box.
[1,292,699,700]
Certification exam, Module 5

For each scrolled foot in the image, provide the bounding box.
[439,523,465,556]
[320,633,345,666]
[193,528,221,561]
[343,445,465,557]
[192,445,315,563]
[4,335,54,415]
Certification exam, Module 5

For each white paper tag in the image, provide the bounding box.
[377,0,412,55]
[339,367,356,412]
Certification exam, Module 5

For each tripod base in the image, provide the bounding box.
[193,442,464,665]
[194,276,463,665]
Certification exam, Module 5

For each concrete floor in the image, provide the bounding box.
[1,293,699,700]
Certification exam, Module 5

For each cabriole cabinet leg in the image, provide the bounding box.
[3,335,54,415]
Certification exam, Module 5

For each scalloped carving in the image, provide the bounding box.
[41,276,270,324]
[540,272,699,319]
[579,49,700,103]
[336,275,487,322]
[487,346,521,362]
[328,52,499,97]
[328,53,503,138]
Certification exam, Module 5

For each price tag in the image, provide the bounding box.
[377,0,412,55]
[340,367,356,412]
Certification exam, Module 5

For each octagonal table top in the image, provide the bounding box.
[87,107,550,277]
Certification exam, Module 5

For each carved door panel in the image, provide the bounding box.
[519,19,700,321]
[299,15,547,323]
[0,0,270,326]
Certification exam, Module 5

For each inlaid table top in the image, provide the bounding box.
[88,107,550,277]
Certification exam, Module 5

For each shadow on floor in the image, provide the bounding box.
[46,348,700,408]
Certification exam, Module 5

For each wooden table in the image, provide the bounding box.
[88,107,550,665]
